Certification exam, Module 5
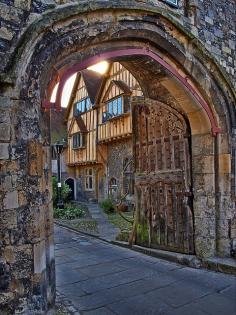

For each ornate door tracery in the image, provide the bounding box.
[133,101,194,254]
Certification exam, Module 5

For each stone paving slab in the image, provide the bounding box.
[55,225,236,315]
[79,202,120,241]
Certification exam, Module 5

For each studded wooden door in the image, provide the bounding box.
[133,101,194,254]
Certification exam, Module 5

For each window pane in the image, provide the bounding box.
[108,101,113,115]
[102,112,107,123]
[117,97,122,115]
[77,101,81,112]
[124,96,130,113]
[81,100,85,112]
[89,169,92,175]
[113,99,118,115]
[86,97,91,110]
[89,177,93,189]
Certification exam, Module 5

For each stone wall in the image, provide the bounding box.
[0,1,235,314]
[107,139,133,198]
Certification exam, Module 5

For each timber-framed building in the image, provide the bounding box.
[66,62,143,201]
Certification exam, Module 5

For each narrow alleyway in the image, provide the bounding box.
[55,225,236,315]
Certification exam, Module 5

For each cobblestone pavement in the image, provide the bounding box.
[55,225,236,315]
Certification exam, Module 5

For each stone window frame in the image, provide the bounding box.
[108,177,118,196]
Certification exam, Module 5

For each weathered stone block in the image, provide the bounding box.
[218,173,231,194]
[28,141,43,176]
[194,236,215,258]
[230,217,236,239]
[217,238,231,257]
[14,0,31,11]
[192,155,215,174]
[0,209,17,229]
[195,213,216,233]
[0,27,14,41]
[45,203,54,237]
[193,173,215,193]
[0,292,14,305]
[3,191,19,209]
[2,175,13,191]
[3,246,15,264]
[0,123,11,141]
[0,109,10,123]
[218,153,231,174]
[11,245,33,279]
[34,241,46,274]
[0,3,21,23]
[191,133,214,156]
[0,143,9,159]
[18,191,27,207]
[0,161,20,177]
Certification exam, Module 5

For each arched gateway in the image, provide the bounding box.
[0,1,235,314]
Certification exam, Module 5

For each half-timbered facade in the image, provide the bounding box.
[66,62,143,201]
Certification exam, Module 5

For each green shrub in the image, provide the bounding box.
[54,203,85,220]
[52,176,71,206]
[99,198,115,213]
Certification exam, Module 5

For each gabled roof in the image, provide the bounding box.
[66,70,105,119]
[102,79,132,102]
[68,116,88,136]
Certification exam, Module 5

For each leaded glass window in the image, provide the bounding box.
[102,96,131,123]
[72,132,85,149]
[74,97,91,116]
[85,168,94,190]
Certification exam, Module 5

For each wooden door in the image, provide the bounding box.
[133,101,194,254]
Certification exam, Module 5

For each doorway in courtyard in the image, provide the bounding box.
[65,178,75,200]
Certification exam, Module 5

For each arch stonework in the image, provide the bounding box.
[0,2,235,314]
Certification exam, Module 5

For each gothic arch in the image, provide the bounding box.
[0,4,235,314]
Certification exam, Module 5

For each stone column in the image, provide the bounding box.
[0,92,55,314]
[192,133,216,258]
[216,132,235,257]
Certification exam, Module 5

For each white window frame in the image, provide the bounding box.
[85,168,94,191]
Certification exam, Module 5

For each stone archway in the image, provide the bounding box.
[0,3,235,314]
